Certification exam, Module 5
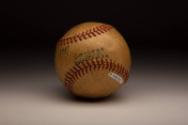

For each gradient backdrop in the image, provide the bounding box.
[0,1,188,125]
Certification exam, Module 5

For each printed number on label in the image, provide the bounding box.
[108,72,124,84]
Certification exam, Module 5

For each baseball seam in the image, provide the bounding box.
[58,24,113,47]
[64,58,129,89]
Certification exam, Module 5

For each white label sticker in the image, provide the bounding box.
[108,72,124,84]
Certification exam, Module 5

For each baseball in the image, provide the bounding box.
[55,22,131,98]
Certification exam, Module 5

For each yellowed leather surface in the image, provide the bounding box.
[55,22,131,98]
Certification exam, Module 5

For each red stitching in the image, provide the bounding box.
[75,64,82,77]
[81,61,88,75]
[73,36,77,42]
[59,24,113,47]
[64,58,129,90]
[101,59,105,69]
[85,60,92,72]
[110,59,114,71]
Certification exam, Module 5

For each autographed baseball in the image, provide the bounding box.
[55,22,131,98]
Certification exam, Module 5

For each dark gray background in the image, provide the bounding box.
[0,0,187,50]
[0,0,188,125]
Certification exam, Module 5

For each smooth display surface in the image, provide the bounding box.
[0,50,187,125]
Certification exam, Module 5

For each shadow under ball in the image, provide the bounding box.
[55,22,131,98]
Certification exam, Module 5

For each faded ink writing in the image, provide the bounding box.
[74,47,109,64]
